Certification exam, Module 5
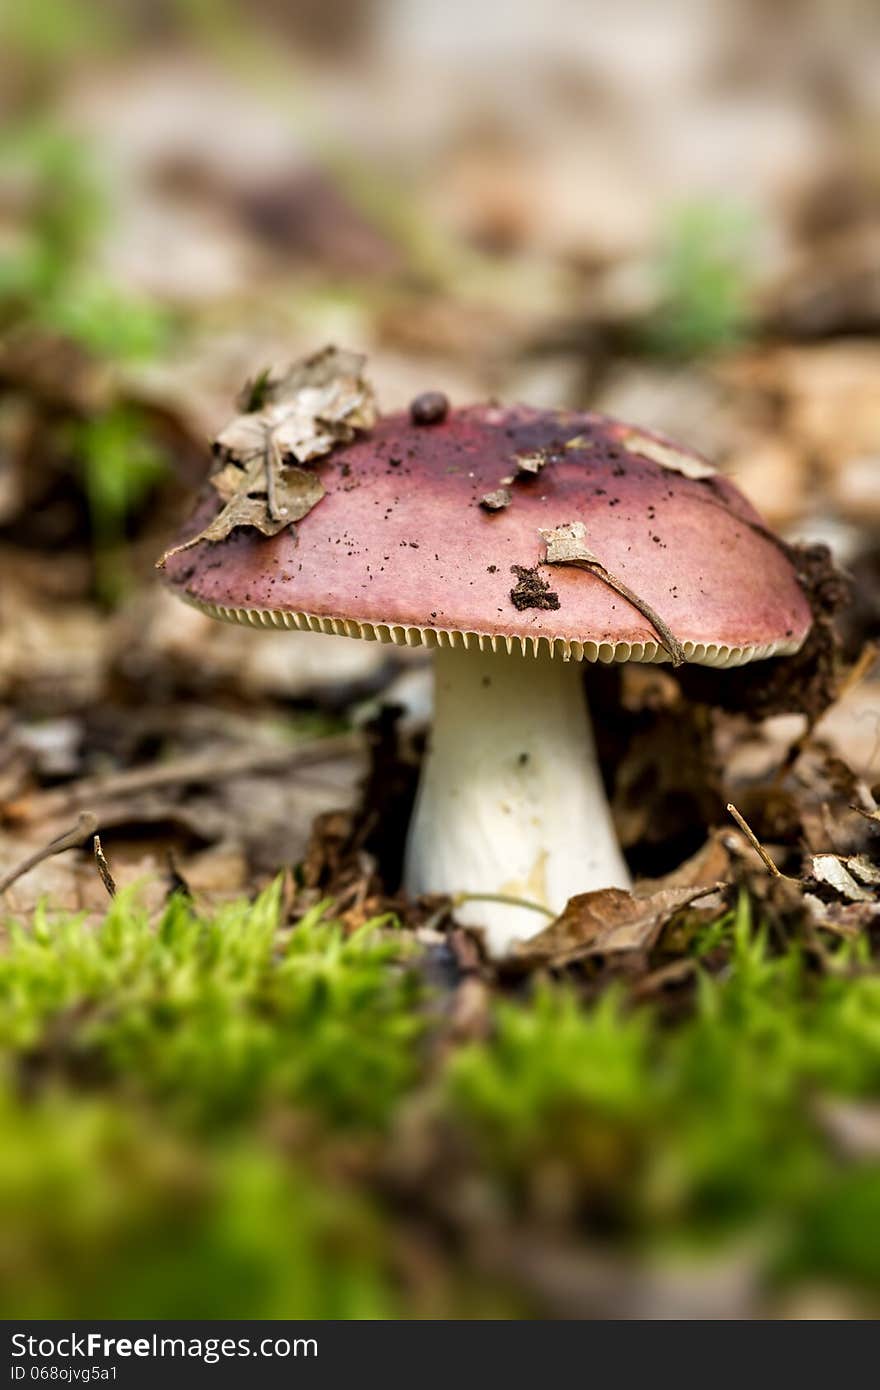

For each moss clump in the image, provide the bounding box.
[0,883,425,1132]
[3,888,880,1315]
[448,898,880,1291]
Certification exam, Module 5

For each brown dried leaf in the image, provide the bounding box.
[158,346,374,566]
[620,431,716,480]
[810,853,875,902]
[160,457,326,562]
[637,834,732,892]
[514,883,720,966]
[540,521,601,566]
[803,893,880,935]
[214,345,377,465]
[848,854,880,886]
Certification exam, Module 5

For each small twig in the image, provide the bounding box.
[0,811,98,895]
[542,527,685,665]
[578,562,686,666]
[92,835,117,898]
[421,890,556,936]
[452,891,556,918]
[726,802,782,877]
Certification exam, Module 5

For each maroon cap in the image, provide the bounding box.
[162,405,811,667]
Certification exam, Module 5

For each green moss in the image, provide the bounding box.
[448,897,880,1289]
[0,883,425,1132]
[0,1090,397,1318]
[4,886,880,1312]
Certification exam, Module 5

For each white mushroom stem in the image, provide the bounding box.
[404,645,631,955]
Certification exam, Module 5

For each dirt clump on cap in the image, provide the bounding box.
[509,564,560,612]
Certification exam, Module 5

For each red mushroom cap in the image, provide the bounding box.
[162,405,812,667]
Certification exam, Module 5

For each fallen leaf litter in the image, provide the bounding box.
[158,346,376,564]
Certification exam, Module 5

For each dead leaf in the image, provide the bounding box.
[810,853,875,902]
[214,345,376,466]
[620,431,716,480]
[803,893,880,935]
[847,854,880,886]
[158,346,375,565]
[540,521,602,567]
[514,884,720,966]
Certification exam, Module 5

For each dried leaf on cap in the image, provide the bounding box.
[214,346,377,467]
[158,346,376,565]
[621,431,716,481]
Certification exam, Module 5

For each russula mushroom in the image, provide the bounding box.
[162,402,812,954]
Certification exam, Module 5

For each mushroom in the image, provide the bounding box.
[161,402,812,954]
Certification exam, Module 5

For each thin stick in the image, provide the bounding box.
[542,533,685,665]
[4,732,362,826]
[92,834,117,898]
[726,802,782,877]
[577,562,686,667]
[0,812,98,895]
[452,891,556,918]
[421,890,556,936]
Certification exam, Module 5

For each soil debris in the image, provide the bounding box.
[409,391,449,426]
[479,487,512,512]
[509,564,560,612]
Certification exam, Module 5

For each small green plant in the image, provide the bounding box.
[69,405,169,603]
[1,120,176,601]
[640,201,755,359]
